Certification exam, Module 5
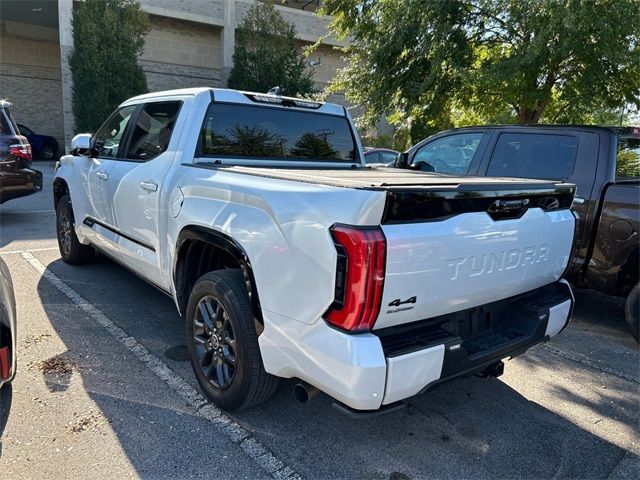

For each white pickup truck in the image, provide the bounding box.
[54,88,576,414]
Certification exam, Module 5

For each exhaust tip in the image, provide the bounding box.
[294,382,320,403]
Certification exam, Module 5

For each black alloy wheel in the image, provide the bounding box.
[192,295,237,390]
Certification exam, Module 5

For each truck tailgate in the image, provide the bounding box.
[375,183,575,329]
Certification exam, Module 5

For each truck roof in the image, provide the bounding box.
[431,124,639,136]
[123,88,345,116]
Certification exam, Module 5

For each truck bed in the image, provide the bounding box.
[216,165,567,191]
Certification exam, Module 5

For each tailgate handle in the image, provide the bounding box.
[488,198,530,213]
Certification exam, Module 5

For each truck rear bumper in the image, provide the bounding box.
[259,280,573,411]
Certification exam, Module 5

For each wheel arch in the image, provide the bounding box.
[173,225,263,321]
[53,177,69,208]
[618,247,640,295]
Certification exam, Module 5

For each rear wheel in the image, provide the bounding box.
[41,145,56,160]
[625,283,639,343]
[185,269,278,411]
[56,195,95,264]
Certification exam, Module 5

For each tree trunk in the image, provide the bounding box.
[518,108,542,124]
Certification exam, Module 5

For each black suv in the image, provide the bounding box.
[0,100,43,204]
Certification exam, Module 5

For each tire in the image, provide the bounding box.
[625,283,639,343]
[41,145,56,161]
[185,269,278,411]
[55,194,95,264]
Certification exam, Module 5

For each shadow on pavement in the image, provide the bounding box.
[0,383,12,458]
[36,255,633,479]
[31,256,268,479]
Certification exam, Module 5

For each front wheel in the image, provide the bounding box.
[185,269,278,411]
[625,283,639,343]
[56,194,95,264]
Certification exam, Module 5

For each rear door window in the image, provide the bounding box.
[125,101,181,161]
[199,103,358,162]
[616,136,640,178]
[487,133,578,180]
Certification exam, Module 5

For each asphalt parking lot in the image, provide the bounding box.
[0,162,638,479]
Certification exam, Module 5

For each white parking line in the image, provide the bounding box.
[0,209,55,214]
[0,246,59,255]
[20,251,301,480]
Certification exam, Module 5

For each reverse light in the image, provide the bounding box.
[325,225,386,332]
[9,143,32,161]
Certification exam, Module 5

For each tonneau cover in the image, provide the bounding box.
[216,165,565,191]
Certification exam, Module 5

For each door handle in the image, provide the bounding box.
[140,181,158,192]
[96,171,109,180]
[573,195,586,206]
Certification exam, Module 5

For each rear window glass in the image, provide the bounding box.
[199,103,358,162]
[0,112,9,134]
[616,136,640,178]
[488,133,578,180]
[1,109,17,135]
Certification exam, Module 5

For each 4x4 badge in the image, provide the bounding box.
[388,296,417,307]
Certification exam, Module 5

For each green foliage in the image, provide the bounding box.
[227,1,315,97]
[322,0,640,143]
[617,149,640,177]
[290,133,339,158]
[69,0,149,132]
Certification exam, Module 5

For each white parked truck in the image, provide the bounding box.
[54,88,576,414]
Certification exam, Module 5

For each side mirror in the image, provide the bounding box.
[71,133,92,156]
[395,151,409,168]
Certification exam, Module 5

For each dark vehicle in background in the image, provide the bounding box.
[17,123,59,160]
[0,256,17,388]
[364,147,399,165]
[397,125,640,341]
[0,100,43,204]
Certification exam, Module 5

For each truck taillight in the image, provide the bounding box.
[325,225,386,333]
[9,143,32,161]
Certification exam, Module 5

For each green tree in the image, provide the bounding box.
[69,0,149,132]
[322,0,640,142]
[228,0,315,96]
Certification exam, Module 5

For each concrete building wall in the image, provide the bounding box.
[140,0,224,24]
[0,20,65,146]
[140,16,222,92]
[235,0,338,45]
[306,43,344,86]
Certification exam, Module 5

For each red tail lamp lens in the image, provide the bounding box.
[9,143,32,161]
[325,225,386,332]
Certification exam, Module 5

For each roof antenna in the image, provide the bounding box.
[267,86,282,96]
